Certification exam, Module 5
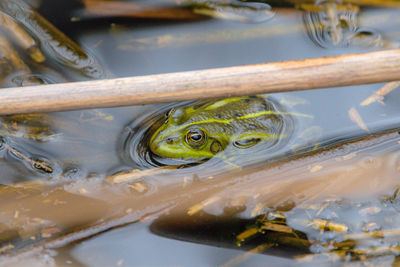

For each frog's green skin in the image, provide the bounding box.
[150,96,301,160]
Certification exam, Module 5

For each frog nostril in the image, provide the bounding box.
[166,138,173,144]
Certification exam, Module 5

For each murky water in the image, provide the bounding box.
[0,0,400,266]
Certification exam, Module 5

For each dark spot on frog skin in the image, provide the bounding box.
[241,98,250,103]
[166,138,173,144]
[234,113,243,118]
[215,114,222,119]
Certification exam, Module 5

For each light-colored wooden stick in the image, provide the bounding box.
[1,49,400,115]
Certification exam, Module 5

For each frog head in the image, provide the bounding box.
[149,107,227,160]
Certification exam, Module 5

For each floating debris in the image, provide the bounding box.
[348,107,369,132]
[41,227,60,238]
[279,95,309,107]
[342,152,357,161]
[106,166,176,184]
[261,222,294,234]
[361,81,400,106]
[236,227,259,244]
[187,196,221,216]
[3,143,53,174]
[310,218,348,233]
[359,207,381,218]
[251,203,266,217]
[309,164,323,173]
[128,182,148,194]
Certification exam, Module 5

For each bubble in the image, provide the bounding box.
[62,165,88,181]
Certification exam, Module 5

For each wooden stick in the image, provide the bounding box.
[1,49,400,115]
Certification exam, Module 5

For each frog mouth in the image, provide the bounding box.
[148,149,209,166]
[149,144,210,161]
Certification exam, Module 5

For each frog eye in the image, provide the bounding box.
[186,129,206,148]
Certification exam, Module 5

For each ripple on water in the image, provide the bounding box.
[302,0,382,48]
[0,0,111,80]
[120,102,192,169]
[6,73,60,87]
[121,97,296,175]
[2,137,63,179]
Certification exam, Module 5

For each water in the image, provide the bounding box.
[0,0,400,266]
[70,221,296,267]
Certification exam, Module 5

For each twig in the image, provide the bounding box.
[0,49,399,115]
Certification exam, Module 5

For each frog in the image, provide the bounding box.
[149,95,308,161]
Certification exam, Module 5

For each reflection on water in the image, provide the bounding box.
[70,221,296,267]
[189,0,275,23]
[147,135,400,266]
[0,0,111,84]
[302,0,398,49]
[303,0,361,48]
[0,0,400,266]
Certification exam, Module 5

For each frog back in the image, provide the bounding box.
[184,96,288,146]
